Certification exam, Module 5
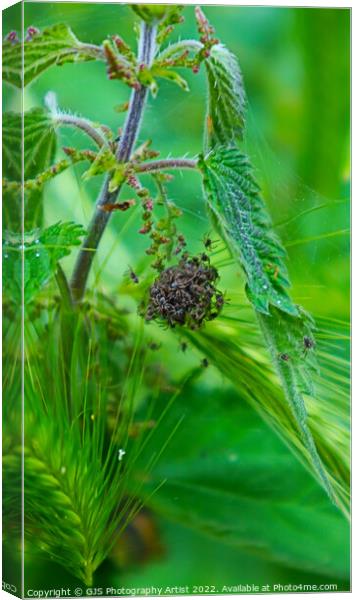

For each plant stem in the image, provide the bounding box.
[70,21,157,302]
[136,158,198,173]
[55,114,107,148]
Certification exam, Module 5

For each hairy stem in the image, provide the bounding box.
[70,21,157,301]
[136,158,198,173]
[156,39,202,60]
[54,114,107,148]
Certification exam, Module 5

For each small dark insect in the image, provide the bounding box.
[180,342,188,353]
[303,336,315,358]
[303,336,315,350]
[203,236,213,250]
[148,341,161,351]
[279,353,290,362]
[216,294,224,309]
[201,358,209,368]
[128,267,139,284]
[174,234,187,255]
[201,253,209,262]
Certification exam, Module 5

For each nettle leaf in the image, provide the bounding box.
[3,107,57,229]
[3,24,101,88]
[200,146,298,316]
[199,146,335,499]
[3,107,56,182]
[3,222,86,304]
[205,44,246,147]
[151,65,189,92]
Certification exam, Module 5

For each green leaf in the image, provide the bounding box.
[151,66,189,91]
[3,222,86,304]
[3,108,57,229]
[199,146,297,316]
[256,307,335,499]
[134,386,349,580]
[205,44,246,147]
[132,5,183,25]
[199,146,337,500]
[82,145,116,181]
[3,107,56,183]
[3,24,101,88]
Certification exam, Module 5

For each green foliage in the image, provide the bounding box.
[3,222,86,304]
[3,23,102,88]
[3,310,140,585]
[200,146,296,316]
[82,146,117,181]
[199,146,337,498]
[3,107,57,182]
[257,309,333,497]
[150,65,189,93]
[205,44,246,147]
[3,107,57,228]
[137,386,349,579]
[2,2,349,590]
[132,4,183,25]
[183,314,349,513]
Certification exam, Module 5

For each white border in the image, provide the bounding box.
[0,1,353,599]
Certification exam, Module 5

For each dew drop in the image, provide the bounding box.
[35,251,40,258]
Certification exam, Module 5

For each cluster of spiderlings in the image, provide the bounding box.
[144,254,224,329]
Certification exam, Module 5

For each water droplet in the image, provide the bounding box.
[277,299,281,305]
[4,253,8,259]
[35,251,40,258]
[262,284,268,291]
[35,239,40,245]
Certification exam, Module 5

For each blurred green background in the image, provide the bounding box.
[3,2,350,593]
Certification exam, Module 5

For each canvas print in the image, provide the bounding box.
[2,2,350,597]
